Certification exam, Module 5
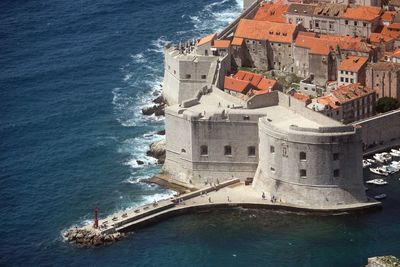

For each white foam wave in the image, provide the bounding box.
[140,191,175,204]
[147,36,170,54]
[119,133,164,170]
[112,75,163,127]
[187,0,241,36]
[130,52,147,64]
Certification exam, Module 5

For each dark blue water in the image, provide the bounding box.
[1,0,400,266]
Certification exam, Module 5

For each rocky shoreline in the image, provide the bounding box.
[141,95,166,117]
[63,228,125,247]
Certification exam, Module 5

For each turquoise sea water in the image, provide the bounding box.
[1,0,400,266]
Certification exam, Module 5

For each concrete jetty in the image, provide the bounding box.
[64,178,381,247]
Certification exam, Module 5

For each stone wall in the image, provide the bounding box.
[355,109,400,153]
[163,106,266,185]
[163,48,219,105]
[252,117,367,207]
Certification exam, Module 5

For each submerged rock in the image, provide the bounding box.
[147,139,166,164]
[156,129,165,136]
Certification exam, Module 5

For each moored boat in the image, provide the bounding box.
[374,194,387,200]
[366,179,388,185]
[363,160,371,168]
[369,167,389,176]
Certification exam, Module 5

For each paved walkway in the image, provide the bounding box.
[83,179,381,235]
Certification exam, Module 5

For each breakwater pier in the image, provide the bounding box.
[64,178,381,247]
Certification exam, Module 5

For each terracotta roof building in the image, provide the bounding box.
[234,19,297,43]
[337,56,368,86]
[253,1,288,23]
[223,70,280,97]
[309,83,376,123]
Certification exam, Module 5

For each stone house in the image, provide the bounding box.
[340,6,382,39]
[308,83,376,123]
[233,19,300,72]
[337,56,368,86]
[366,61,400,100]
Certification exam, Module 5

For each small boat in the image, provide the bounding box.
[374,194,387,200]
[363,160,371,168]
[366,179,388,185]
[386,165,399,173]
[374,153,392,163]
[367,159,376,164]
[390,150,400,157]
[391,161,400,169]
[380,165,398,174]
[369,167,389,176]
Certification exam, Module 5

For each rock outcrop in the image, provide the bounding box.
[63,228,124,247]
[141,96,166,116]
[147,139,166,164]
[366,256,400,267]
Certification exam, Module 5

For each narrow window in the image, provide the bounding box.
[270,167,275,172]
[243,115,250,120]
[345,20,348,25]
[333,153,339,160]
[270,146,275,154]
[334,169,340,177]
[201,75,207,79]
[185,74,191,79]
[248,146,256,157]
[300,169,307,178]
[200,145,208,156]
[181,148,186,153]
[174,70,176,74]
[300,152,306,161]
[224,145,232,156]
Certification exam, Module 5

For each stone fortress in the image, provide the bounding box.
[160,0,400,209]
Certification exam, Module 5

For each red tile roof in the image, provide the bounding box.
[224,70,277,95]
[224,76,252,93]
[295,32,372,55]
[388,22,400,31]
[338,56,368,72]
[317,95,339,110]
[369,32,395,43]
[231,37,244,46]
[292,92,311,103]
[332,83,375,104]
[234,19,296,43]
[342,6,381,21]
[197,33,217,46]
[253,1,288,23]
[212,40,230,49]
[393,48,400,58]
[381,11,397,23]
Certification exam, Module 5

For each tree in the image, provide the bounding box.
[376,97,400,113]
